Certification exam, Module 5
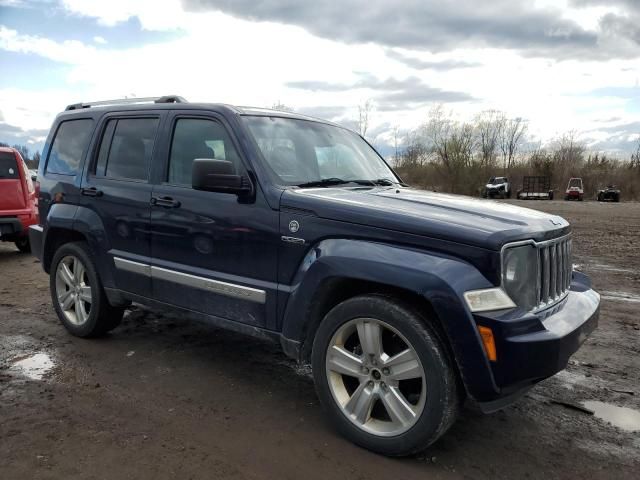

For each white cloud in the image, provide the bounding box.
[0,1,639,153]
[61,0,186,30]
[0,25,97,63]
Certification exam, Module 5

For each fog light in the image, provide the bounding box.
[478,326,497,362]
[463,288,516,312]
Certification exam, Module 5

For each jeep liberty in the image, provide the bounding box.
[30,96,600,456]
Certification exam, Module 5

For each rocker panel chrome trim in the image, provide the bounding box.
[151,266,266,304]
[114,257,151,277]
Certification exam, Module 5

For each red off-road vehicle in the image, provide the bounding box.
[0,146,39,252]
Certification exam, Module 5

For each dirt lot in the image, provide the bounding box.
[1,200,639,480]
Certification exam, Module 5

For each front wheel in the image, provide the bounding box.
[312,295,460,456]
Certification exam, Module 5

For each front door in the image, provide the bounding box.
[149,113,279,329]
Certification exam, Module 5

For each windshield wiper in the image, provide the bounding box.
[296,178,401,188]
[370,178,395,186]
[297,178,369,188]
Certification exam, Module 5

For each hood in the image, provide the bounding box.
[281,186,570,250]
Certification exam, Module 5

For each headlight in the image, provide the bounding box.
[502,244,538,311]
[464,288,516,312]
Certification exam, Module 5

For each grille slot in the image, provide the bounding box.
[536,236,572,309]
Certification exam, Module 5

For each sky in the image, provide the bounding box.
[0,0,639,158]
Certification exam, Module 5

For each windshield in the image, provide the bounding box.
[243,116,398,187]
[489,177,505,185]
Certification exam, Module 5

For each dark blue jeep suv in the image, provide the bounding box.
[30,96,600,456]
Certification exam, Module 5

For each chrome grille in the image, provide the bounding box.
[537,236,572,309]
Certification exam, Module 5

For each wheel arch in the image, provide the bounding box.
[43,227,88,273]
[43,204,117,289]
[279,239,500,400]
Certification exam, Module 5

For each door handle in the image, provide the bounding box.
[81,187,103,197]
[151,196,181,208]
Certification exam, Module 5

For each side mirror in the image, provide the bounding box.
[192,158,252,195]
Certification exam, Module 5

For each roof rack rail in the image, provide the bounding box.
[65,95,187,111]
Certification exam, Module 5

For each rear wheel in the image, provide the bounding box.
[312,295,460,456]
[15,237,31,253]
[50,242,124,337]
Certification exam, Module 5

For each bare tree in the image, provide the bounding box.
[423,105,475,193]
[500,117,528,171]
[552,131,585,175]
[475,110,504,170]
[12,144,30,162]
[271,101,294,112]
[392,125,400,166]
[358,99,374,137]
[632,136,640,165]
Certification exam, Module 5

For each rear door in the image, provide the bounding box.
[79,112,164,297]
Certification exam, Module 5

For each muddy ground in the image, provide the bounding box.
[1,200,639,480]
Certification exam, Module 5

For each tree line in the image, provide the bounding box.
[0,142,41,169]
[393,105,640,200]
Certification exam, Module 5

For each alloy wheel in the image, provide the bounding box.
[325,318,426,436]
[55,255,92,325]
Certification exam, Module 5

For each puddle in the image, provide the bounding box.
[590,263,634,274]
[10,353,55,380]
[583,401,640,432]
[600,291,640,303]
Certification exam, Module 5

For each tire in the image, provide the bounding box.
[597,194,603,202]
[15,237,31,253]
[311,295,460,456]
[50,242,124,337]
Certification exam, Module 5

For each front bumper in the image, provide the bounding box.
[473,271,599,411]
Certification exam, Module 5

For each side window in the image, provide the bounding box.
[168,118,241,186]
[94,118,158,181]
[46,119,94,175]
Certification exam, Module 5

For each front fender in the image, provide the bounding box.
[280,239,501,400]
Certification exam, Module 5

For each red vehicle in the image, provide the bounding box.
[564,177,584,201]
[0,146,39,252]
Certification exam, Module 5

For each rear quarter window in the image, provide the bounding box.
[46,119,94,176]
[0,151,19,179]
